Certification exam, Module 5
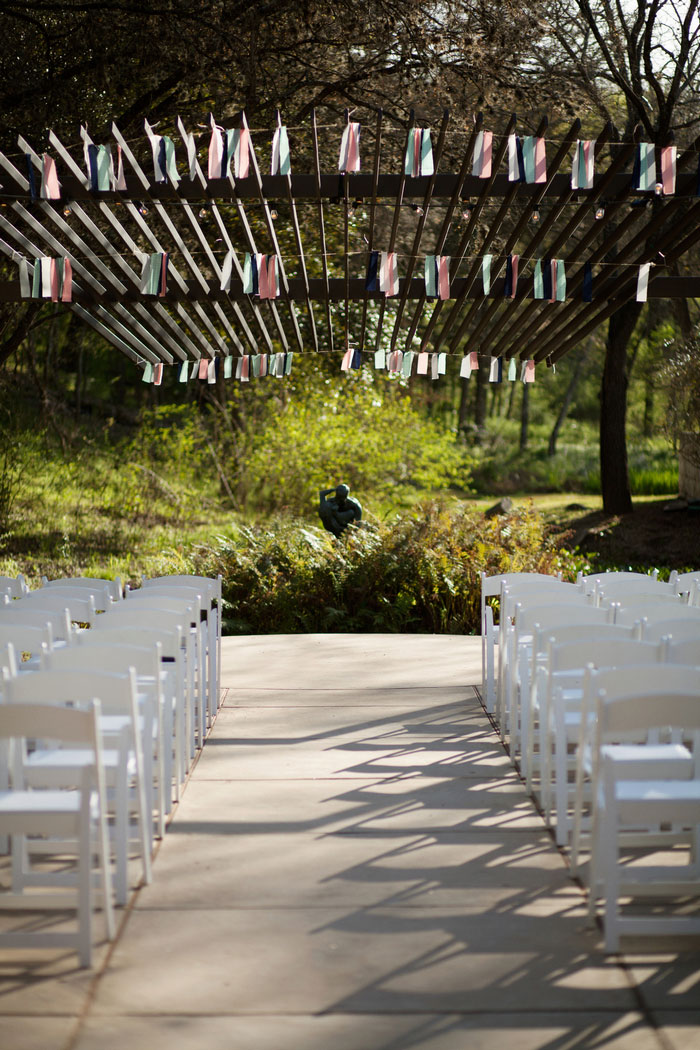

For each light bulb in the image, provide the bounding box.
[595,205,605,220]
[655,182,663,196]
[138,203,148,216]
[62,204,72,217]
[198,207,207,218]
[531,207,540,223]
[411,203,424,216]
[462,207,472,221]
[270,207,278,220]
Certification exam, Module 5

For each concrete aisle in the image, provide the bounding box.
[1,635,699,1050]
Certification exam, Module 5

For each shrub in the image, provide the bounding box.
[191,500,582,635]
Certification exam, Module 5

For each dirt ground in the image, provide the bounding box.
[549,497,700,571]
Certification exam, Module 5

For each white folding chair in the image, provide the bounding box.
[41,575,123,602]
[613,595,694,627]
[41,642,167,840]
[0,700,115,967]
[0,574,29,599]
[142,573,222,723]
[94,606,196,774]
[19,590,99,627]
[525,622,641,796]
[535,638,666,846]
[0,622,54,668]
[642,616,700,643]
[671,570,700,602]
[126,588,207,745]
[500,598,606,760]
[0,605,72,644]
[571,663,698,879]
[39,580,115,613]
[582,665,700,952]
[577,569,659,593]
[5,667,153,907]
[78,624,186,805]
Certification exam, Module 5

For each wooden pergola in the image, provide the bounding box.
[1,109,699,379]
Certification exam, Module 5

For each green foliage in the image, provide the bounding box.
[190,500,583,636]
[235,371,474,515]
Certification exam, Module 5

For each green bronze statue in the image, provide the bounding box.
[319,483,362,537]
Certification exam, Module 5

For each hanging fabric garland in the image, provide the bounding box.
[404,128,434,177]
[40,155,61,200]
[504,254,519,299]
[365,251,379,291]
[489,356,503,382]
[582,260,593,302]
[507,134,526,182]
[271,125,291,176]
[338,122,361,173]
[482,254,492,295]
[636,262,651,302]
[522,136,547,183]
[571,140,594,190]
[634,142,656,191]
[661,145,676,195]
[379,252,399,296]
[472,130,493,178]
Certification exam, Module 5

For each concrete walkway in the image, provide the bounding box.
[1,634,699,1050]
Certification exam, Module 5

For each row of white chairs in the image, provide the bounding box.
[479,568,700,952]
[0,571,223,966]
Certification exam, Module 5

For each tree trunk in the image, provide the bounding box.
[600,302,641,514]
[519,383,530,452]
[548,345,590,456]
[474,359,488,441]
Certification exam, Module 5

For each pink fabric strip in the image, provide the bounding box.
[341,347,353,371]
[61,259,72,302]
[550,259,557,303]
[237,129,250,179]
[524,360,535,383]
[469,351,479,370]
[346,123,360,172]
[208,128,223,179]
[154,363,164,386]
[267,256,278,297]
[198,359,209,379]
[534,137,547,183]
[437,256,450,300]
[661,146,676,195]
[414,130,421,176]
[241,355,250,381]
[258,254,269,299]
[583,140,593,187]
[260,353,268,377]
[42,155,61,199]
[511,254,519,298]
[50,259,59,302]
[481,131,493,178]
[388,252,398,296]
[417,352,429,375]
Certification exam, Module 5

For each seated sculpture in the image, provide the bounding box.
[318,483,362,537]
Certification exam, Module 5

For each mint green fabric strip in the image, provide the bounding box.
[402,351,414,377]
[224,355,233,378]
[18,259,30,298]
[163,136,178,182]
[404,130,415,175]
[142,362,154,383]
[252,354,261,378]
[424,255,437,297]
[96,145,111,190]
[32,259,41,298]
[285,352,293,375]
[226,130,237,176]
[523,136,535,183]
[533,259,543,299]
[179,361,189,382]
[374,348,386,369]
[578,142,586,188]
[147,253,160,296]
[420,130,434,176]
[556,259,566,301]
[508,358,517,381]
[278,127,291,175]
[243,253,254,294]
[482,254,492,296]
